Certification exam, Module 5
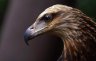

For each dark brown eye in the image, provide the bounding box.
[42,14,53,21]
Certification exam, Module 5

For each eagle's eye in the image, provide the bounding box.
[41,14,53,21]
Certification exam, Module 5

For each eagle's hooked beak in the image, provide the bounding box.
[24,21,47,45]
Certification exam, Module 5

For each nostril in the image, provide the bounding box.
[31,26,34,29]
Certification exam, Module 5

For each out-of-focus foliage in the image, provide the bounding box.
[0,0,8,27]
[77,0,96,21]
[0,0,8,39]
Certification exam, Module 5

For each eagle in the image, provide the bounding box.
[24,4,96,61]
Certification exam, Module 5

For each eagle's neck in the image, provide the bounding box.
[57,22,96,61]
[59,28,96,61]
[63,30,85,61]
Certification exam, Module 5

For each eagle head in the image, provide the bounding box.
[24,4,75,44]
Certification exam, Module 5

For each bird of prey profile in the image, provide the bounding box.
[24,4,96,61]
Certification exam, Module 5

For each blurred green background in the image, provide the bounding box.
[0,0,8,27]
[0,0,8,39]
[77,0,96,19]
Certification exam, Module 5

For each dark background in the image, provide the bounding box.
[0,0,96,61]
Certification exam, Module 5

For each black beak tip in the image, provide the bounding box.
[24,31,32,45]
[24,35,29,45]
